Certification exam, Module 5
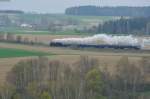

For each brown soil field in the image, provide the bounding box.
[16,34,84,44]
[0,42,150,84]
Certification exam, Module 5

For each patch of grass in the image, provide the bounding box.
[0,29,92,36]
[0,48,51,58]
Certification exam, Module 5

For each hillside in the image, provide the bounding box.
[65,6,150,17]
[0,10,24,14]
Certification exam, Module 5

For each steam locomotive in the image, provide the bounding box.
[50,41,141,50]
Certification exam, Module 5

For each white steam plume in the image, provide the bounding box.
[52,34,143,46]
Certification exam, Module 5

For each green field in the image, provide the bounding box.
[0,14,119,35]
[0,29,92,36]
[0,48,51,58]
[17,14,118,22]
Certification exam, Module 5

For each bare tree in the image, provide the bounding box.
[6,33,15,42]
[16,35,22,43]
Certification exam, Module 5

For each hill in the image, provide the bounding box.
[0,10,24,14]
[65,6,150,17]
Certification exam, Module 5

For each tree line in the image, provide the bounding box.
[0,56,150,99]
[65,6,150,17]
[96,17,150,35]
[0,33,26,44]
[82,17,150,35]
[0,10,24,14]
[0,33,44,46]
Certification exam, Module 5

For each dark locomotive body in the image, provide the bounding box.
[50,42,141,50]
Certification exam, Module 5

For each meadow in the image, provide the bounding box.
[18,14,118,23]
[0,48,51,58]
[0,14,119,35]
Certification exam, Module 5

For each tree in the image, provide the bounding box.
[0,34,5,41]
[26,82,40,99]
[114,56,145,99]
[6,33,15,42]
[16,35,22,43]
[23,37,29,44]
[146,22,150,35]
[0,84,15,99]
[7,57,49,91]
[40,91,51,99]
[85,69,105,99]
[66,6,150,17]
[12,93,21,99]
[75,56,99,99]
[96,17,150,35]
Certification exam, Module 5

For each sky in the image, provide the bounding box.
[0,0,150,13]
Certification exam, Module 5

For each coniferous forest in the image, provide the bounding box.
[65,6,150,17]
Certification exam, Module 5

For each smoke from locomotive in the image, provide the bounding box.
[50,34,150,49]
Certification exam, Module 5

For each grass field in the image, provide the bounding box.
[0,14,119,35]
[0,48,51,58]
[0,28,92,36]
[18,14,118,23]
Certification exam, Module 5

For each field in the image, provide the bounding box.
[0,48,51,58]
[17,14,118,24]
[0,14,119,35]
[0,34,150,84]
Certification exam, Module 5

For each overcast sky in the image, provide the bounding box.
[0,0,150,13]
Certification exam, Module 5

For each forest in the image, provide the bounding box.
[94,17,150,35]
[65,6,150,17]
[0,56,150,99]
[0,10,24,14]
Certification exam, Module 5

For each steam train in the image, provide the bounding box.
[50,41,141,50]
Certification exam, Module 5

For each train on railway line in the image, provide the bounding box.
[50,42,141,50]
[49,34,143,50]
